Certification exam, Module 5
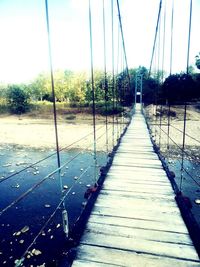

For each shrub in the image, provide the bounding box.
[65,114,76,120]
[7,85,30,114]
[97,103,124,115]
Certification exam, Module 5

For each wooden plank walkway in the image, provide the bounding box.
[72,105,200,267]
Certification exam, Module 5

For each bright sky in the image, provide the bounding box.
[0,0,199,83]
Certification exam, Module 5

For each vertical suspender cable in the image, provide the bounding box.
[116,24,120,139]
[186,0,192,75]
[157,12,162,148]
[89,0,97,183]
[180,0,193,192]
[111,0,115,147]
[102,0,109,153]
[116,0,131,92]
[149,0,162,76]
[167,0,174,157]
[169,0,174,75]
[161,0,166,83]
[45,0,68,237]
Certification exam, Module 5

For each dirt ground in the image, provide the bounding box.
[0,114,125,152]
[144,104,200,153]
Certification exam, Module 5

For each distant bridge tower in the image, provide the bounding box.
[135,73,143,104]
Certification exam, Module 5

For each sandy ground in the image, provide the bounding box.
[144,105,200,156]
[0,115,125,152]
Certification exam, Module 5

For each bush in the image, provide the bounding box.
[65,114,76,120]
[7,85,30,114]
[97,103,124,115]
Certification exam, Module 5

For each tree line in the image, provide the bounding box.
[0,58,200,114]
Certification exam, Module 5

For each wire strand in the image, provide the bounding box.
[102,0,109,153]
[15,165,91,267]
[169,0,174,75]
[0,126,104,184]
[89,0,97,183]
[0,126,109,217]
[149,0,162,76]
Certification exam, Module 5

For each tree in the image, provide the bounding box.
[195,52,200,70]
[85,70,111,103]
[162,73,196,103]
[7,85,30,114]
[29,72,51,101]
[69,71,87,102]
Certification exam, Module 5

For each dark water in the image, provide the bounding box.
[166,157,200,226]
[0,145,107,266]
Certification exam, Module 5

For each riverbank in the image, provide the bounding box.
[0,113,127,151]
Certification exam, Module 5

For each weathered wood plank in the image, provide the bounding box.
[80,232,199,261]
[87,214,189,234]
[85,221,192,245]
[74,245,200,267]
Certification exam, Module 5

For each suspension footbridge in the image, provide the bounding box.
[72,104,200,266]
[0,0,200,266]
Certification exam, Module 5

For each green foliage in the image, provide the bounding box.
[162,73,196,103]
[195,52,200,70]
[65,114,76,120]
[99,104,123,115]
[142,77,160,104]
[6,85,30,114]
[85,70,112,103]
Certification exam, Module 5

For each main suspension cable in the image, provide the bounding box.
[149,0,162,76]
[186,0,193,74]
[169,0,174,75]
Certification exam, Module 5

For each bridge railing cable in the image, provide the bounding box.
[1,1,133,265]
[0,125,105,184]
[14,126,112,266]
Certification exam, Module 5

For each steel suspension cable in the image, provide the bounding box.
[116,22,121,139]
[180,0,193,192]
[149,0,162,76]
[169,0,174,75]
[186,0,193,74]
[111,0,115,147]
[116,0,129,79]
[46,0,69,236]
[45,0,61,175]
[170,124,200,144]
[161,0,166,82]
[15,122,114,267]
[116,0,131,93]
[89,0,98,183]
[0,128,108,218]
[102,0,109,153]
[15,165,91,267]
[0,126,104,184]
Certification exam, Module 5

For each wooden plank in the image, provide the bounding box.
[92,205,183,224]
[104,178,173,189]
[87,214,189,234]
[80,232,199,262]
[115,152,159,159]
[106,173,170,183]
[85,221,192,245]
[74,245,200,267]
[109,165,166,174]
[95,194,178,210]
[113,157,162,166]
[101,189,174,199]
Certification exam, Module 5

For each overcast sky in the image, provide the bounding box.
[0,0,199,83]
